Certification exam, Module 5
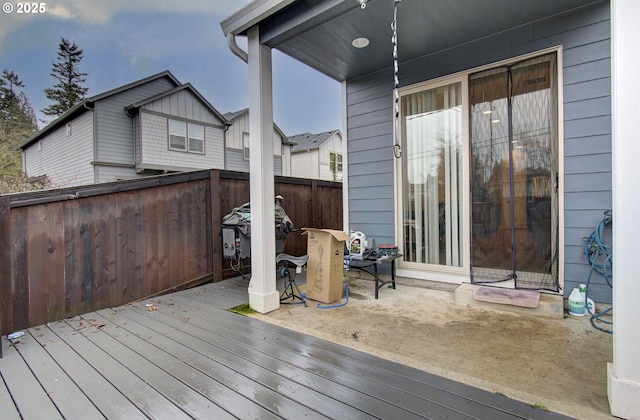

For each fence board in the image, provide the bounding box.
[134,191,145,302]
[11,207,29,331]
[145,187,159,295]
[195,182,209,275]
[119,191,136,304]
[156,185,171,293]
[28,206,47,326]
[179,186,191,283]
[79,198,95,315]
[105,196,117,307]
[46,203,65,323]
[167,186,181,292]
[209,170,221,282]
[275,181,314,256]
[93,196,111,309]
[64,201,82,319]
[1,170,341,333]
[0,196,10,345]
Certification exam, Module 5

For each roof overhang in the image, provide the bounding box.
[20,71,181,150]
[221,0,297,37]
[222,0,603,82]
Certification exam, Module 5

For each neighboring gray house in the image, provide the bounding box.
[289,130,343,181]
[221,1,640,415]
[20,71,291,186]
[223,108,292,176]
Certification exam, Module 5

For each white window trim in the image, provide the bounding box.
[168,119,206,155]
[187,123,205,155]
[394,74,470,282]
[242,131,250,160]
[330,151,343,172]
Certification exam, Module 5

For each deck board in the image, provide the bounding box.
[150,295,432,419]
[0,336,63,419]
[0,278,572,420]
[0,340,28,420]
[30,322,147,420]
[19,326,105,419]
[58,317,194,420]
[92,308,294,419]
[91,310,248,419]
[0,373,20,420]
[113,304,377,419]
[164,291,524,420]
[181,283,547,418]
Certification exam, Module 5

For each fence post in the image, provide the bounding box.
[0,196,9,357]
[210,170,223,282]
[311,179,318,225]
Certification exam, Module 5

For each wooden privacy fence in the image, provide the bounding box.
[0,169,342,334]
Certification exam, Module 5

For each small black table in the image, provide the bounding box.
[345,254,401,299]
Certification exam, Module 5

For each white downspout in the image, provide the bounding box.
[341,81,349,232]
[227,33,248,63]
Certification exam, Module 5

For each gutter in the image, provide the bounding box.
[221,0,296,62]
[18,100,94,150]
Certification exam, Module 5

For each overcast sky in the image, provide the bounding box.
[0,0,341,136]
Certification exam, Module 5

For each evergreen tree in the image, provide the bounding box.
[0,69,25,117]
[0,69,39,189]
[42,37,88,117]
[1,69,38,145]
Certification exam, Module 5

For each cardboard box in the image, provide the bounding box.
[302,228,351,304]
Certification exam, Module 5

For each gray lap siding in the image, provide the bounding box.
[346,1,612,301]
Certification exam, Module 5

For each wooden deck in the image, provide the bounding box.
[0,278,571,419]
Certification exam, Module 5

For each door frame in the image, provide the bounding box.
[393,46,565,290]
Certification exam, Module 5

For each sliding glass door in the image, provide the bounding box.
[398,52,559,291]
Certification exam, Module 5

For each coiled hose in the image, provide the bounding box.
[584,210,612,333]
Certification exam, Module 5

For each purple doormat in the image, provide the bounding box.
[472,286,541,308]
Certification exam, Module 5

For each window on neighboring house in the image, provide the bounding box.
[168,119,205,154]
[188,123,204,153]
[169,120,186,150]
[330,152,343,173]
[243,132,250,160]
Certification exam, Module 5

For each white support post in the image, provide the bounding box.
[341,81,349,232]
[246,25,280,314]
[609,1,640,418]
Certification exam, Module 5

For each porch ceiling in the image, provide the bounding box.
[255,0,600,81]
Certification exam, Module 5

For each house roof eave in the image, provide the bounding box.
[289,129,341,152]
[19,100,94,150]
[20,70,182,150]
[222,107,292,145]
[125,83,230,125]
[220,0,296,36]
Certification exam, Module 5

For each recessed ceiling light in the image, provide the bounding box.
[352,37,369,48]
